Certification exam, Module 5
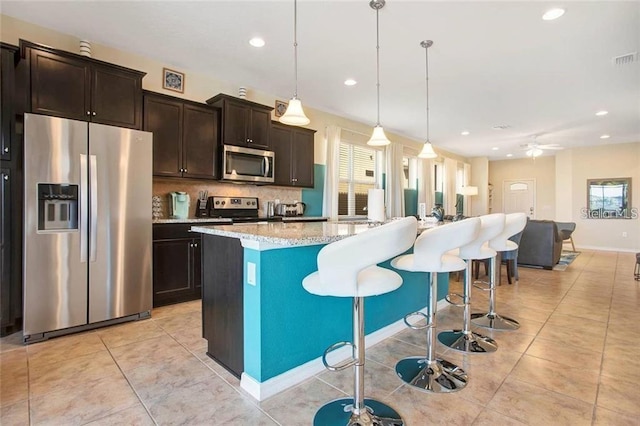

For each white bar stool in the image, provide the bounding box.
[471,212,527,330]
[302,216,418,426]
[391,218,481,393]
[438,213,505,353]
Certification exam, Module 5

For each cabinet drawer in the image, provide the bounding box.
[153,223,201,240]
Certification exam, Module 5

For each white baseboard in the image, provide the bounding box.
[240,300,449,401]
[575,245,639,253]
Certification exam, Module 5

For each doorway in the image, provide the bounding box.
[503,179,536,219]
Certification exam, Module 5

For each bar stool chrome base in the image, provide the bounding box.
[471,312,520,330]
[437,330,498,353]
[313,398,404,426]
[395,356,468,393]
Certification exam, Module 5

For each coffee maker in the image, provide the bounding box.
[169,192,190,219]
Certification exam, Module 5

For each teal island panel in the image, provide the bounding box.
[243,244,450,382]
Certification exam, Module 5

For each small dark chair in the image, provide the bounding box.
[556,222,577,252]
[474,231,523,284]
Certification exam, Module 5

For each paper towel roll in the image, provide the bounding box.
[367,189,385,222]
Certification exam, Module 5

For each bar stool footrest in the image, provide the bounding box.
[403,311,430,330]
[313,397,404,426]
[445,293,466,307]
[322,341,357,371]
[472,280,491,291]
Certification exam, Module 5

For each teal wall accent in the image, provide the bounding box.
[243,244,450,382]
[404,189,418,216]
[301,164,325,216]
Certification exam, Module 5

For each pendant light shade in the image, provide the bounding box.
[418,39,438,159]
[418,141,437,158]
[280,0,310,126]
[367,0,391,147]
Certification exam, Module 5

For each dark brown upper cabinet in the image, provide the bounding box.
[1,43,18,161]
[144,91,220,179]
[21,40,144,130]
[270,122,315,188]
[206,94,272,150]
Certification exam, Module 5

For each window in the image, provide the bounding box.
[338,143,381,216]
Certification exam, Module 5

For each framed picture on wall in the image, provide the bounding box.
[163,68,184,93]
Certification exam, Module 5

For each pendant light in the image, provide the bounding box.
[280,0,310,126]
[367,0,391,146]
[418,40,438,159]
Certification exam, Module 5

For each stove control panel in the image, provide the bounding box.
[210,196,259,210]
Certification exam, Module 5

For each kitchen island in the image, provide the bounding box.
[191,221,448,401]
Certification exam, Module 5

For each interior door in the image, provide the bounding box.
[503,179,535,218]
[88,123,152,323]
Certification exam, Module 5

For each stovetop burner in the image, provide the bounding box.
[208,196,280,223]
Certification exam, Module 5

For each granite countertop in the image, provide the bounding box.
[153,218,233,224]
[191,218,437,247]
[191,221,375,247]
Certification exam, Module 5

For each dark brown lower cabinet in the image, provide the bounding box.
[152,224,202,307]
[202,234,244,378]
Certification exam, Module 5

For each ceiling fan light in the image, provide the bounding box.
[279,98,310,126]
[526,148,543,157]
[418,141,437,158]
[367,125,391,146]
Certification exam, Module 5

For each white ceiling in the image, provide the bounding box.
[2,1,639,160]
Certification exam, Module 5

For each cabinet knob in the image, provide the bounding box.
[190,243,194,248]
[184,169,187,173]
[86,111,91,116]
[92,112,97,116]
[3,147,8,153]
[3,174,8,181]
[193,243,198,248]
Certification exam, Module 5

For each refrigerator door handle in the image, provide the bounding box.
[90,154,98,262]
[80,154,88,263]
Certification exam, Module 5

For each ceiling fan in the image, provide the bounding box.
[520,137,564,157]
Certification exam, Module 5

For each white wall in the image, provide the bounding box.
[556,142,640,252]
[469,157,489,215]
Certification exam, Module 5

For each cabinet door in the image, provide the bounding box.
[192,238,202,298]
[291,129,315,187]
[222,101,249,146]
[183,104,219,179]
[1,46,15,161]
[152,238,194,307]
[270,124,293,186]
[92,64,142,129]
[248,108,271,150]
[0,168,9,329]
[144,94,183,177]
[29,48,91,121]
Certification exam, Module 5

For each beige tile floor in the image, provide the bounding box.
[1,250,638,425]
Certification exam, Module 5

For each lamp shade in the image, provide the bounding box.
[279,98,310,126]
[367,125,391,146]
[418,141,437,158]
[461,186,478,196]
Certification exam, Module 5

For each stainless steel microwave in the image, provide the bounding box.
[222,145,275,183]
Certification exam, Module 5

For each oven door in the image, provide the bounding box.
[222,145,274,183]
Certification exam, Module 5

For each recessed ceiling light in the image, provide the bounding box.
[600,134,610,139]
[492,147,499,151]
[595,110,608,116]
[542,8,565,21]
[506,154,513,157]
[249,37,265,48]
[344,79,357,86]
[461,131,470,136]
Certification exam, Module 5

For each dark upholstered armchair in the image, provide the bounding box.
[517,220,562,270]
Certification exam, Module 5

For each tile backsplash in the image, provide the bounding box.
[153,178,303,218]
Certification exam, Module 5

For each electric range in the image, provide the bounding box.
[207,196,282,223]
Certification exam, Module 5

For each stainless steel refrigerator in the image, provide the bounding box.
[23,113,153,343]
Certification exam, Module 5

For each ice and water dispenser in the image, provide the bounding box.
[37,184,79,231]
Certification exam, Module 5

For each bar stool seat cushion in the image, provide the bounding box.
[489,213,527,252]
[302,216,418,298]
[448,213,505,261]
[392,218,481,273]
[303,266,402,298]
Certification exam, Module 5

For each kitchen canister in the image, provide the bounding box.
[367,188,385,223]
